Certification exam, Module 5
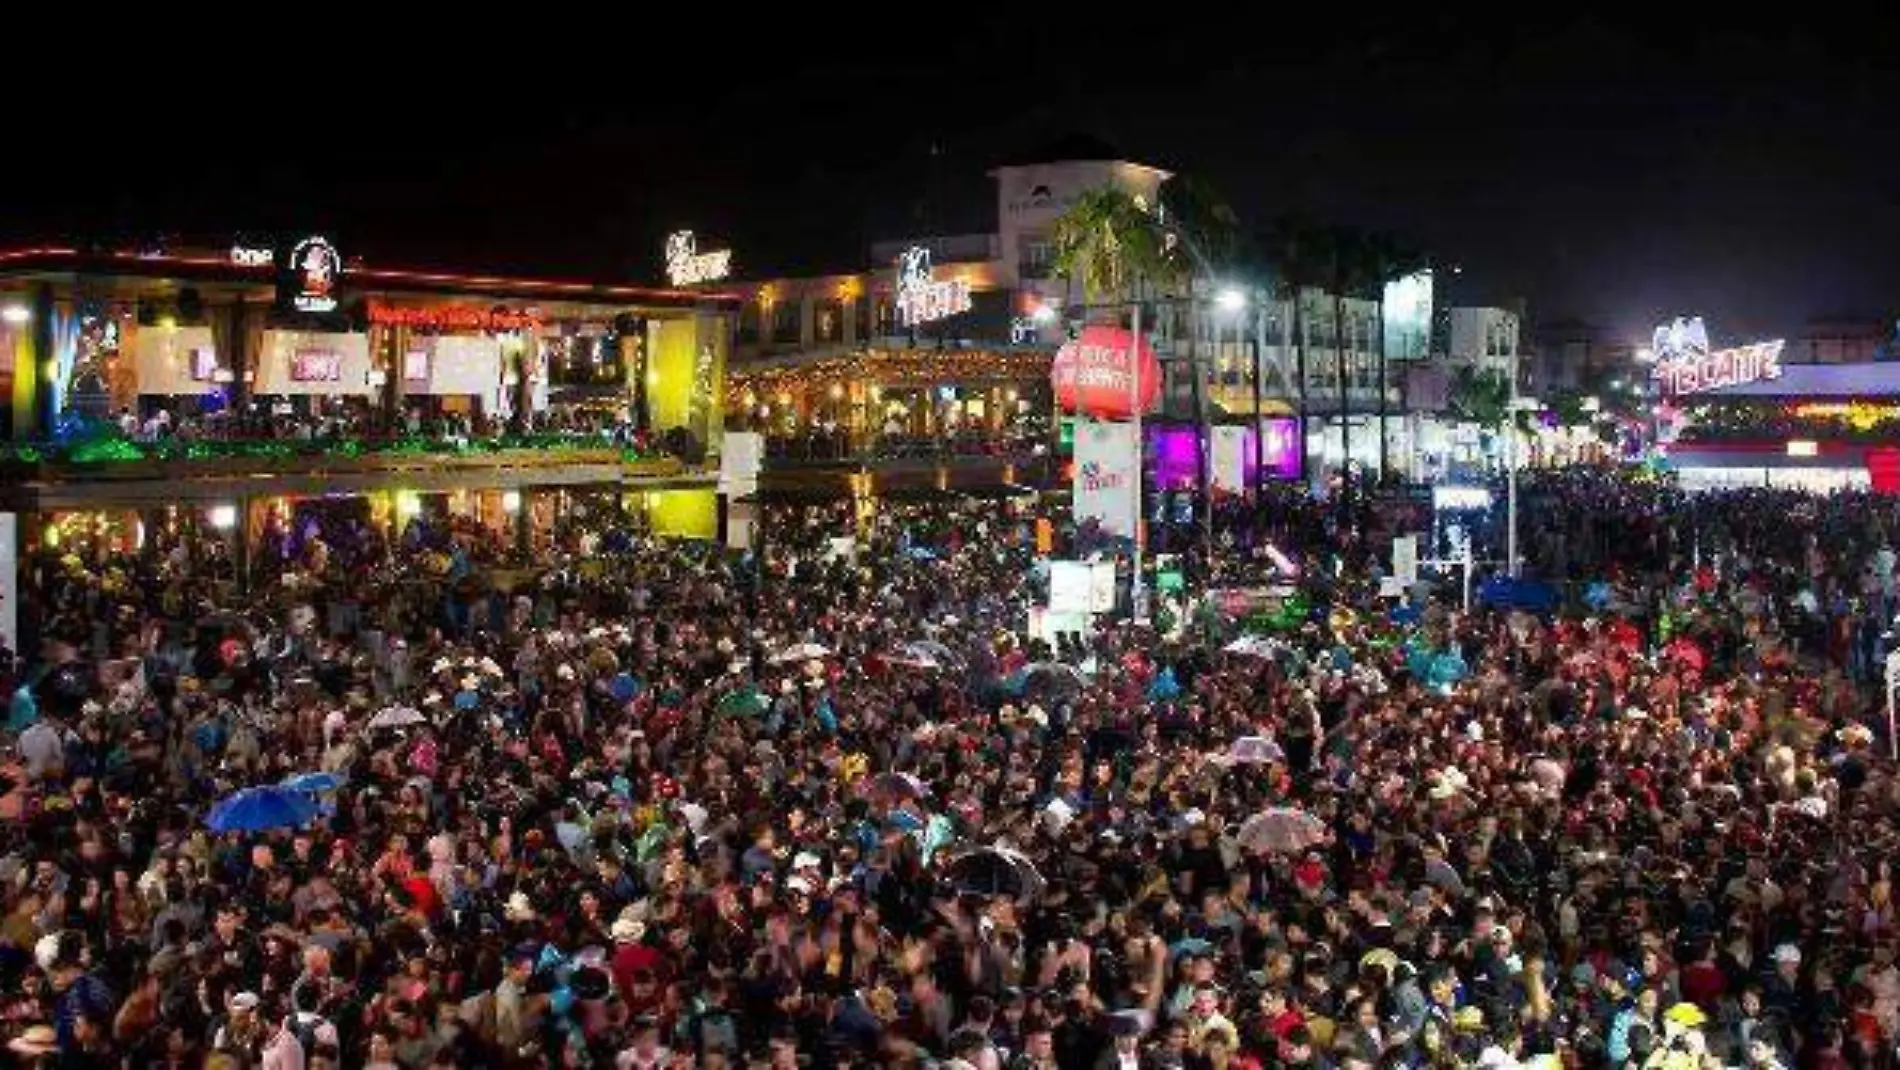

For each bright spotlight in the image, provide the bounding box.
[1,306,28,325]
[1030,303,1058,325]
[1216,288,1247,312]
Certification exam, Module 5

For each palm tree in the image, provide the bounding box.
[1266,215,1327,485]
[1359,235,1428,481]
[1049,187,1181,311]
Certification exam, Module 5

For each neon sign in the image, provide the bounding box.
[895,246,972,327]
[664,231,732,286]
[288,236,340,313]
[1789,401,1900,430]
[367,302,541,333]
[1653,340,1785,396]
[230,246,274,267]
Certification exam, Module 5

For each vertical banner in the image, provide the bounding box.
[1073,420,1138,538]
[1211,426,1248,493]
[0,513,15,658]
[719,431,764,497]
[1392,534,1419,588]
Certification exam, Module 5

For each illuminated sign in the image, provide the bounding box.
[403,351,431,382]
[1432,485,1493,511]
[290,349,342,382]
[230,246,274,267]
[895,246,972,327]
[1652,316,1710,361]
[1789,401,1900,430]
[288,236,341,313]
[1653,339,1785,396]
[366,302,541,333]
[664,230,732,286]
[1382,270,1434,360]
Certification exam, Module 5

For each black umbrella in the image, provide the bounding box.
[943,846,1045,903]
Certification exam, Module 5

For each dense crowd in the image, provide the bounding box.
[3,474,1898,1069]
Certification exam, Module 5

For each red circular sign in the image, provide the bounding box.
[1051,325,1160,418]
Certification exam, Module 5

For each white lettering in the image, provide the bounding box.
[665,231,732,286]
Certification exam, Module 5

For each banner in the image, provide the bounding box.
[1211,426,1248,493]
[719,432,764,496]
[1392,534,1419,588]
[1048,561,1094,615]
[1073,420,1139,538]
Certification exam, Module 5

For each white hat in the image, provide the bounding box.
[792,851,822,871]
[505,892,537,922]
[610,916,647,943]
[232,991,261,1012]
[785,875,814,895]
[1773,943,1802,965]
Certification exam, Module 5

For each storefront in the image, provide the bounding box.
[1659,362,1900,493]
[0,240,736,447]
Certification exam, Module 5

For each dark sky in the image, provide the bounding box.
[5,12,1896,347]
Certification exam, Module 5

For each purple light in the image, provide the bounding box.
[1145,418,1302,488]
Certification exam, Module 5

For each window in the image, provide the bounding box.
[812,300,843,343]
[737,303,762,344]
[852,296,870,342]
[874,297,897,338]
[770,298,800,344]
[1019,235,1053,279]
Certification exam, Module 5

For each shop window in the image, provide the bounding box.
[770,299,800,344]
[812,299,843,344]
[874,297,897,338]
[547,336,626,387]
[853,296,870,342]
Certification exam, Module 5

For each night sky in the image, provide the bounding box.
[5,13,1895,347]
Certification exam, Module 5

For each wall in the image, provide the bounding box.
[406,335,503,409]
[255,331,373,396]
[644,488,717,539]
[132,325,220,396]
[993,160,1170,297]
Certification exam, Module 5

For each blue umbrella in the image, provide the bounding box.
[279,771,346,794]
[1584,581,1614,611]
[206,786,318,833]
[1147,667,1182,702]
[609,673,642,702]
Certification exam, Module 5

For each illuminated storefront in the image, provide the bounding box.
[1660,360,1900,494]
[0,241,735,446]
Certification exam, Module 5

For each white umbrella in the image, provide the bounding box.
[1236,806,1327,854]
[367,705,426,730]
[1226,735,1285,765]
[770,642,833,665]
[1223,636,1280,658]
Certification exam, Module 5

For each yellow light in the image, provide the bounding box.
[43,523,58,548]
[502,490,523,513]
[1005,388,1019,401]
[828,383,844,400]
[395,491,422,519]
[208,504,238,530]
[159,315,178,331]
[1786,440,1819,458]
[776,392,791,407]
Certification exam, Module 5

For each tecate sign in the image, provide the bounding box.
[1653,340,1786,396]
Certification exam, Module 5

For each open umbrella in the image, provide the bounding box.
[1236,806,1326,854]
[279,771,346,794]
[207,786,319,834]
[1226,736,1286,765]
[1665,636,1707,675]
[367,705,426,731]
[1006,662,1086,698]
[770,642,833,665]
[885,644,943,671]
[716,686,769,718]
[943,846,1045,903]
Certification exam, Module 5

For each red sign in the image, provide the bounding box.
[1051,325,1160,418]
[1869,448,1900,496]
[367,302,541,333]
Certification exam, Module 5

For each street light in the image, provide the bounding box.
[1216,287,1247,313]
[1,306,28,325]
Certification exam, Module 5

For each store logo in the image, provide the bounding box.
[288,236,341,313]
[664,230,732,287]
[895,246,972,327]
[1079,460,1125,493]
